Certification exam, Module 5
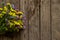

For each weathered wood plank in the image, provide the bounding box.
[39,0,41,40]
[17,0,29,40]
[29,0,39,40]
[52,0,60,40]
[13,0,29,40]
[41,0,51,40]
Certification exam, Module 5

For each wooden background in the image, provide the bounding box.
[0,0,60,40]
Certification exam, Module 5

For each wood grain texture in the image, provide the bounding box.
[41,0,51,40]
[11,0,28,40]
[14,0,29,40]
[29,0,39,40]
[52,0,60,40]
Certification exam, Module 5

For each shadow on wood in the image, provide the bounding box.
[0,29,24,38]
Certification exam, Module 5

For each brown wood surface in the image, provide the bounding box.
[52,0,60,40]
[29,0,39,40]
[1,0,60,40]
[41,0,51,40]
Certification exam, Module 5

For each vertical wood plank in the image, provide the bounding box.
[29,0,39,40]
[52,0,60,40]
[41,0,51,40]
[17,0,29,40]
[39,0,41,40]
[13,0,29,40]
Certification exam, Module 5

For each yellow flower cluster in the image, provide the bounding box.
[0,3,24,33]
